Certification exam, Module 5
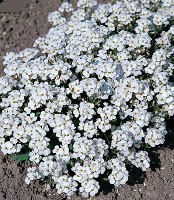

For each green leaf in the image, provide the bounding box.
[12,153,29,162]
[69,143,73,151]
[92,98,97,104]
[27,160,30,166]
[102,177,109,181]
[111,118,117,123]
[26,160,34,166]
[120,121,123,126]
[36,112,41,117]
[145,143,151,148]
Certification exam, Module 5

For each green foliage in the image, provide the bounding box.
[69,143,73,151]
[11,144,32,165]
[36,111,41,117]
[111,118,117,123]
[144,143,151,149]
[12,153,29,164]
[26,160,34,166]
[102,177,109,181]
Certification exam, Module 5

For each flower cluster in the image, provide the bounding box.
[0,0,174,198]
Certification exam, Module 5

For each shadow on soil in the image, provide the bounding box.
[95,116,174,197]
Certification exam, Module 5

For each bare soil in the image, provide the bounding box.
[0,0,174,199]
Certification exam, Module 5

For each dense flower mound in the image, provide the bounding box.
[0,0,174,197]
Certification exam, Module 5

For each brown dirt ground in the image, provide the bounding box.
[0,0,174,200]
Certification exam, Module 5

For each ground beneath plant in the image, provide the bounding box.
[0,0,174,200]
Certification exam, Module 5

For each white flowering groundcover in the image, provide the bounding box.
[0,0,174,198]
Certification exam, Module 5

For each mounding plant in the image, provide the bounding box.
[0,0,174,198]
